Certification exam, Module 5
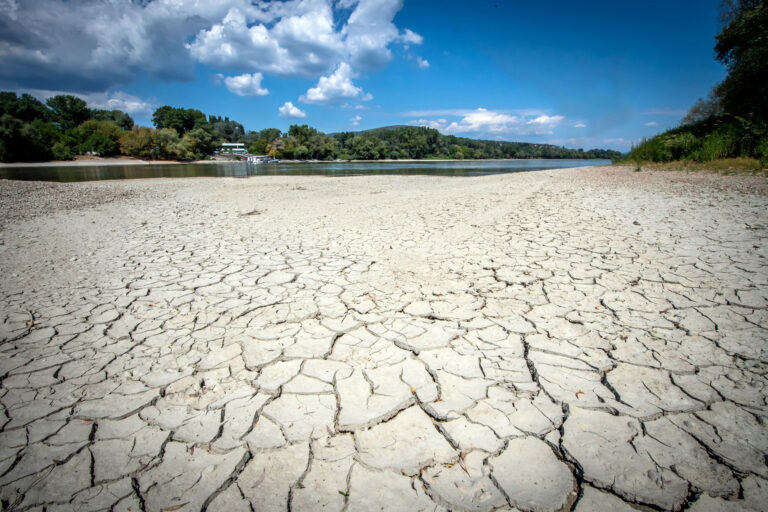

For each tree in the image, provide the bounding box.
[714,0,768,119]
[46,95,90,130]
[119,126,154,158]
[248,139,268,155]
[185,127,217,159]
[681,87,725,124]
[266,138,284,158]
[210,115,245,142]
[152,106,208,135]
[151,128,182,160]
[74,120,123,156]
[0,114,54,162]
[91,109,134,130]
[0,93,51,122]
[258,128,282,143]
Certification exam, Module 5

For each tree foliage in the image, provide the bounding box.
[1,93,620,163]
[91,109,134,130]
[46,95,90,130]
[631,0,768,165]
[152,106,208,135]
[714,0,768,119]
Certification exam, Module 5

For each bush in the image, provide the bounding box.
[52,141,74,160]
[74,120,122,156]
[119,126,153,158]
[665,132,700,160]
[756,138,768,167]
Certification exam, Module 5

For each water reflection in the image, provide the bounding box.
[0,159,610,182]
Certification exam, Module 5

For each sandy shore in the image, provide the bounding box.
[1,166,767,511]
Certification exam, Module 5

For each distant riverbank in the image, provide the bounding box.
[0,156,614,169]
[0,156,223,168]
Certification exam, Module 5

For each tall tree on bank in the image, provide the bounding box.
[714,0,767,120]
[683,0,767,123]
[46,95,90,130]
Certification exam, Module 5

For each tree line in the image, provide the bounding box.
[1,93,620,163]
[239,123,620,161]
[0,95,248,162]
[625,0,768,165]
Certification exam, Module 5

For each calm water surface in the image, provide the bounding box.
[0,159,610,182]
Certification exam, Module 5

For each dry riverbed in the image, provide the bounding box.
[0,165,767,511]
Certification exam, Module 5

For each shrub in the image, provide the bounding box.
[52,141,74,160]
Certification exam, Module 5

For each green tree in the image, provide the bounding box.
[0,114,54,162]
[0,92,52,122]
[248,139,268,155]
[714,0,768,119]
[91,109,134,130]
[74,120,123,156]
[151,128,182,160]
[152,106,208,135]
[209,115,245,142]
[119,126,154,158]
[46,95,90,130]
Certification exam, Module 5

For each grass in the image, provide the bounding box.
[617,157,768,176]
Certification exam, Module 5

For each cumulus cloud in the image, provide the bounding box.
[401,28,424,45]
[408,108,566,136]
[408,119,448,130]
[222,73,269,96]
[644,121,659,127]
[0,0,420,92]
[279,101,307,119]
[574,122,587,128]
[300,62,372,104]
[351,115,362,126]
[416,57,430,69]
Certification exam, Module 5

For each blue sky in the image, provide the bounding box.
[0,0,725,151]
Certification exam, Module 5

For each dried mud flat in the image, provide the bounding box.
[0,166,767,511]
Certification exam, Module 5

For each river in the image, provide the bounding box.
[0,159,611,182]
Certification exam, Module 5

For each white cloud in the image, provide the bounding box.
[401,28,423,45]
[574,122,587,128]
[189,3,344,78]
[351,115,362,126]
[343,0,410,70]
[416,56,429,69]
[0,0,421,92]
[300,62,371,104]
[450,109,563,135]
[525,114,565,132]
[408,109,566,136]
[408,119,448,130]
[222,72,269,96]
[279,101,307,119]
[21,88,157,117]
[644,121,659,127]
[401,108,547,117]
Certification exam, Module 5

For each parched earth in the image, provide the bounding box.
[0,166,767,511]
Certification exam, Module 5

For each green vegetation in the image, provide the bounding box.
[241,124,620,161]
[625,0,768,166]
[0,94,620,163]
[0,98,620,163]
[330,126,620,161]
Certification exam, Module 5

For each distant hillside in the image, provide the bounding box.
[328,125,621,161]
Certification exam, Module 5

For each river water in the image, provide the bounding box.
[0,159,611,182]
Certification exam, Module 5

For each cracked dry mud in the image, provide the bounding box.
[0,165,767,511]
